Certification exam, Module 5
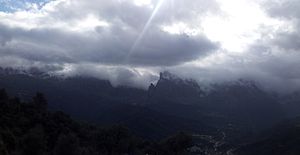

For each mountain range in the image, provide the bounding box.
[1,67,300,154]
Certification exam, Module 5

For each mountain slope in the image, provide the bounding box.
[0,71,212,139]
[148,72,284,136]
[235,117,300,155]
[0,89,194,155]
[0,69,286,141]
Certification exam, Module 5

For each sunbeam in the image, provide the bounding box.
[126,0,165,63]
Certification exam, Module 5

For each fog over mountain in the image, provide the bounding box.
[3,1,300,154]
[1,0,300,92]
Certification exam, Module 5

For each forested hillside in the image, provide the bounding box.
[0,89,193,155]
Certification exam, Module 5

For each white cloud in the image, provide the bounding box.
[1,0,300,92]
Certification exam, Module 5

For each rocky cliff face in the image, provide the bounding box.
[148,71,204,105]
[147,72,284,133]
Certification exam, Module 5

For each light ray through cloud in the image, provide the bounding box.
[126,0,165,63]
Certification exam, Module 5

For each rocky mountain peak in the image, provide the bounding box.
[159,71,180,81]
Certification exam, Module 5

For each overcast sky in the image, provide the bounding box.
[0,0,299,92]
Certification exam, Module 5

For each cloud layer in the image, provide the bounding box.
[1,0,300,92]
[0,0,219,66]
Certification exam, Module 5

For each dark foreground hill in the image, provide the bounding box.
[235,117,300,155]
[2,88,300,155]
[0,89,193,155]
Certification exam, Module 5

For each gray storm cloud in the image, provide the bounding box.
[166,0,300,93]
[0,0,220,88]
[1,0,300,92]
[0,0,219,66]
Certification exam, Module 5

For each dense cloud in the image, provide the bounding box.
[58,64,158,88]
[248,0,300,92]
[262,0,300,51]
[0,0,219,68]
[163,0,300,93]
[265,0,300,20]
[1,0,300,92]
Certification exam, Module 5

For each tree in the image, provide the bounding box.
[0,89,8,101]
[33,92,47,110]
[0,128,17,152]
[21,126,47,155]
[0,136,8,155]
[161,132,193,155]
[96,125,138,154]
[54,133,81,155]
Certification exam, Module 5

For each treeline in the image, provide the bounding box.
[0,89,192,155]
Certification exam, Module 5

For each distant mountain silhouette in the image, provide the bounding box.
[145,72,284,144]
[148,71,204,105]
[0,68,287,142]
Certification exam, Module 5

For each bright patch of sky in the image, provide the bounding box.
[0,0,50,12]
[201,0,282,53]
